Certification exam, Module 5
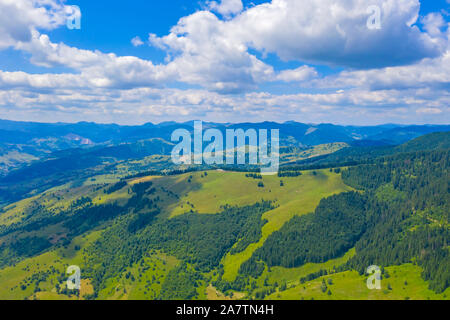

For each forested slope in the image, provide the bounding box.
[0,132,448,300]
[238,149,449,294]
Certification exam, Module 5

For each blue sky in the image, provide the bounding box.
[0,0,449,125]
[5,0,446,72]
[56,0,450,62]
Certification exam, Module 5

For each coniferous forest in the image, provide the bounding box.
[238,150,449,293]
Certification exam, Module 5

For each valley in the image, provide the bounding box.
[0,123,448,301]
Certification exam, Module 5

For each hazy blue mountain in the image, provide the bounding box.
[367,125,450,144]
[1,119,447,147]
[0,119,448,179]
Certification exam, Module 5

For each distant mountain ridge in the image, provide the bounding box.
[0,119,448,179]
[283,131,450,169]
[1,118,448,146]
[0,128,448,207]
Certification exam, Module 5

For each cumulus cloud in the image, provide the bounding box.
[422,12,447,37]
[276,66,318,82]
[131,36,144,47]
[14,31,171,89]
[7,0,450,93]
[1,83,448,125]
[416,107,443,115]
[0,0,448,124]
[0,0,69,50]
[310,49,450,91]
[149,11,274,93]
[230,0,445,68]
[208,0,243,17]
[146,0,448,92]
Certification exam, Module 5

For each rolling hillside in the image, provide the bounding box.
[0,131,448,300]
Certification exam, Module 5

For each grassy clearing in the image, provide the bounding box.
[205,284,246,300]
[0,177,132,227]
[266,264,450,300]
[169,169,351,217]
[280,143,349,164]
[217,170,352,281]
[0,195,41,226]
[263,249,356,287]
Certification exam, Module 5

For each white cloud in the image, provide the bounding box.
[208,0,243,17]
[146,0,448,92]
[422,13,446,37]
[310,49,450,91]
[1,72,448,125]
[0,0,69,50]
[416,107,443,115]
[131,36,144,47]
[149,11,274,93]
[14,32,172,89]
[0,0,448,125]
[276,66,318,82]
[229,0,445,68]
[6,0,449,93]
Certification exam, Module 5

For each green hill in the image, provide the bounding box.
[0,141,448,300]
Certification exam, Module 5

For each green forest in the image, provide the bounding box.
[0,132,448,300]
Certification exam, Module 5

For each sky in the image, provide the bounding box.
[0,0,449,125]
